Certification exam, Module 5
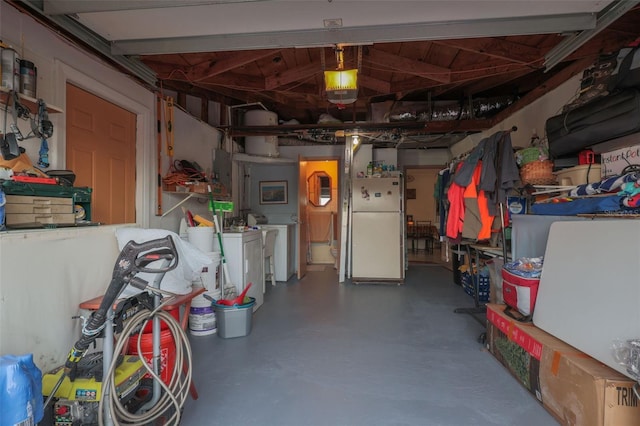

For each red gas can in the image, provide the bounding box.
[578,149,595,165]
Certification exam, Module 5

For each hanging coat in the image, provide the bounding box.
[446,164,465,241]
[461,162,495,241]
[446,181,465,241]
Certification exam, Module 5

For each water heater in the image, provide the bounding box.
[243,110,279,157]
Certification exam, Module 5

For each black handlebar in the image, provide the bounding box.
[65,235,179,372]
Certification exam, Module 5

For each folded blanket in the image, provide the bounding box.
[569,172,639,197]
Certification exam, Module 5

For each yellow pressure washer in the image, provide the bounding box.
[41,236,181,426]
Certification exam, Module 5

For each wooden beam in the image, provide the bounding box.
[423,119,493,133]
[431,82,466,98]
[390,60,533,94]
[451,61,534,84]
[265,62,320,90]
[201,97,208,123]
[176,92,186,109]
[463,68,533,95]
[188,49,281,82]
[160,68,265,91]
[391,76,440,94]
[434,38,543,64]
[365,47,451,83]
[357,74,392,94]
[491,57,594,124]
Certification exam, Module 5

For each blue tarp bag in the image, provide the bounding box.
[0,354,44,426]
[531,195,622,215]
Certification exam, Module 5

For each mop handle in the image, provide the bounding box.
[208,185,234,296]
[207,186,227,260]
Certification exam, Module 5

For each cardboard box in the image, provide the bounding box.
[541,351,640,426]
[189,182,208,194]
[487,303,556,401]
[486,304,640,426]
[163,183,188,193]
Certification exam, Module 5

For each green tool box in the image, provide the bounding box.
[1,181,92,222]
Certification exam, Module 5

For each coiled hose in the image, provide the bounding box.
[99,301,193,426]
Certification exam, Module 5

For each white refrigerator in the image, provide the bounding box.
[351,174,405,283]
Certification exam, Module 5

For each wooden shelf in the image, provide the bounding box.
[0,87,63,114]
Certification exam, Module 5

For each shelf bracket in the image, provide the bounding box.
[161,193,202,217]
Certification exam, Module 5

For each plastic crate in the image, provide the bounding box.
[461,271,490,302]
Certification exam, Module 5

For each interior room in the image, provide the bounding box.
[1,1,640,425]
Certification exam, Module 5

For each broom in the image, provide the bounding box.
[207,185,236,299]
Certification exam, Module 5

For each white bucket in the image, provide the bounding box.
[191,293,211,308]
[193,252,221,291]
[187,226,214,252]
[189,305,216,336]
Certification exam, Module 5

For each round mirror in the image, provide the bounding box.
[308,171,331,207]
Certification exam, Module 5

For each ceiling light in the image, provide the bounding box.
[324,45,361,106]
[324,69,358,104]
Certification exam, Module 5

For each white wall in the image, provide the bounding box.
[0,225,129,372]
[149,106,223,233]
[373,148,397,169]
[279,144,344,160]
[399,149,450,167]
[353,144,372,176]
[247,163,298,223]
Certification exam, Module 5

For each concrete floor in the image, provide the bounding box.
[181,264,558,426]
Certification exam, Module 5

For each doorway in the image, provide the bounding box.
[304,159,339,267]
[404,166,442,264]
[66,83,136,224]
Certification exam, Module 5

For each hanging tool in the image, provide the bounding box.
[165,97,174,158]
[34,99,53,168]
